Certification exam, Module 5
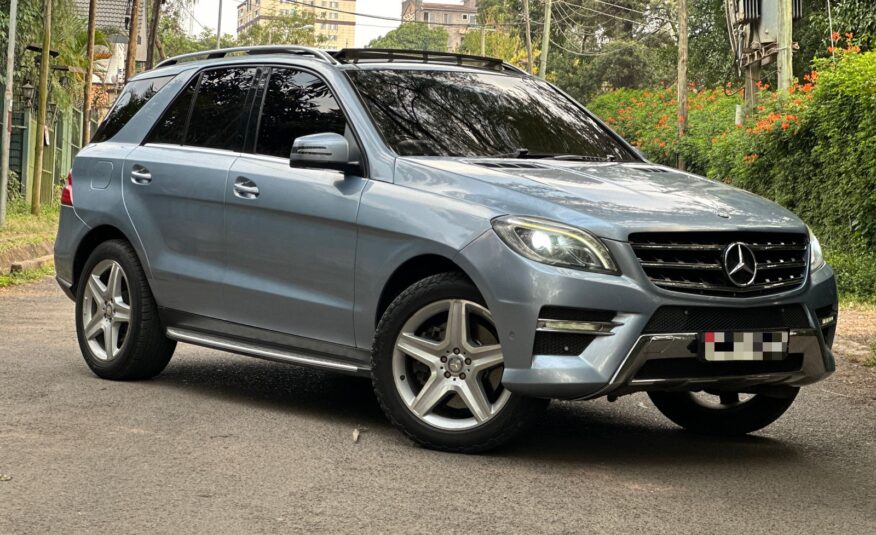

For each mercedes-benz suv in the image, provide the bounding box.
[54,47,838,452]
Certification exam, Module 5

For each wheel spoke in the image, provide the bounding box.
[410,374,447,417]
[113,302,131,324]
[445,299,468,349]
[396,333,442,367]
[468,344,503,373]
[102,321,115,359]
[83,313,104,340]
[107,263,123,300]
[87,273,107,301]
[457,380,492,423]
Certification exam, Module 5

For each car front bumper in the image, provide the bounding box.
[456,231,838,400]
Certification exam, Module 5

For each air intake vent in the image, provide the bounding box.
[629,232,809,297]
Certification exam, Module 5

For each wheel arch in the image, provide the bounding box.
[71,225,143,293]
[374,254,478,328]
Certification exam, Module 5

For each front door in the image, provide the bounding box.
[219,67,365,347]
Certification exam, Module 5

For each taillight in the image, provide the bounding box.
[60,171,73,206]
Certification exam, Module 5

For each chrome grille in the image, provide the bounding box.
[629,232,808,297]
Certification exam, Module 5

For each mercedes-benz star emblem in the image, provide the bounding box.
[723,242,758,287]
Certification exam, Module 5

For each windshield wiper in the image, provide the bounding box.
[543,154,618,162]
[489,150,619,162]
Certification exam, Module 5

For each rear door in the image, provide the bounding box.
[123,66,260,317]
[219,66,365,346]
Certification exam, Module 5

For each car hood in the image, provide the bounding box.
[395,158,806,241]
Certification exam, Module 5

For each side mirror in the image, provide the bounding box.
[290,132,361,175]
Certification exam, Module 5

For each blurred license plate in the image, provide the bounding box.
[701,331,789,362]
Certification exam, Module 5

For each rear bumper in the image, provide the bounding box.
[53,205,91,301]
[456,231,838,400]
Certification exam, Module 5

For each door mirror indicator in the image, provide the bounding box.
[290,133,361,175]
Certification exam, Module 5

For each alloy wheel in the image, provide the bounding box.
[81,259,131,361]
[392,299,510,431]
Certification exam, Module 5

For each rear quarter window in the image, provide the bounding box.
[91,76,173,143]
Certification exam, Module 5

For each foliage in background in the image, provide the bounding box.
[588,44,876,300]
[367,23,449,52]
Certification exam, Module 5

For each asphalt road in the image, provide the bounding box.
[1,278,874,534]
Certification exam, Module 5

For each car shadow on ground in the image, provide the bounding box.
[136,355,801,467]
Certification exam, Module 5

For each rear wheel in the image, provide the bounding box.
[648,388,798,436]
[75,240,176,380]
[372,273,547,453]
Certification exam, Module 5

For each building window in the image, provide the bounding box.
[444,13,451,24]
[423,11,430,23]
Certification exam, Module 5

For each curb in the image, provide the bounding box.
[10,254,54,274]
[1,241,55,275]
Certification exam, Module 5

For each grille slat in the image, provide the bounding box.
[630,232,808,298]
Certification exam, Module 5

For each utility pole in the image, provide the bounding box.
[82,0,97,145]
[146,0,162,70]
[744,61,760,114]
[31,0,52,215]
[481,25,486,56]
[126,0,142,81]
[539,0,552,78]
[776,0,793,90]
[0,0,18,226]
[217,0,223,49]
[677,0,688,171]
[522,0,534,74]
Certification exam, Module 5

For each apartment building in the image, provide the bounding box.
[237,0,357,49]
[401,0,479,50]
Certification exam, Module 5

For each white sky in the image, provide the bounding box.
[190,1,463,47]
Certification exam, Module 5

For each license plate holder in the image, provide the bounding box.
[699,331,789,362]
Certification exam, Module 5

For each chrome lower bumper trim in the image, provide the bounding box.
[591,328,828,398]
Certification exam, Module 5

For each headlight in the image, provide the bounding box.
[808,227,825,272]
[492,216,619,274]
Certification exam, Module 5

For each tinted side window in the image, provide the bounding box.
[186,67,259,152]
[92,76,172,143]
[147,75,198,145]
[255,69,347,158]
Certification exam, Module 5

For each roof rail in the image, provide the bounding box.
[331,48,527,75]
[155,45,338,69]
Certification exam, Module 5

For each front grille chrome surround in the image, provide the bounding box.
[629,232,809,298]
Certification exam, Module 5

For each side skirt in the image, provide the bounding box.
[160,309,371,377]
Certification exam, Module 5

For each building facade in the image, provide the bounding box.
[237,0,357,49]
[401,0,478,51]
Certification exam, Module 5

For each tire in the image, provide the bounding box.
[75,239,176,380]
[648,388,799,436]
[371,272,548,453]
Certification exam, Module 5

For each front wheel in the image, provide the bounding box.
[648,388,799,436]
[371,273,547,453]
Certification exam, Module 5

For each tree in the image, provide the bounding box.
[237,12,323,46]
[367,23,449,52]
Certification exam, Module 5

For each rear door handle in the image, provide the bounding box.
[233,176,260,199]
[130,165,152,185]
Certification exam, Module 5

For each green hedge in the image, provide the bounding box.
[588,46,876,301]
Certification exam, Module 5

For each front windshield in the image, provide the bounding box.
[346,69,636,161]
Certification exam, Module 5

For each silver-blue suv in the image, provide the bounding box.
[55,47,838,452]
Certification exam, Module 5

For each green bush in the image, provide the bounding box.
[587,45,876,301]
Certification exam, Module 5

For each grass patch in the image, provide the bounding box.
[0,263,55,288]
[0,203,59,255]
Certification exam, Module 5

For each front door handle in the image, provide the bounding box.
[130,165,152,185]
[233,176,260,199]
